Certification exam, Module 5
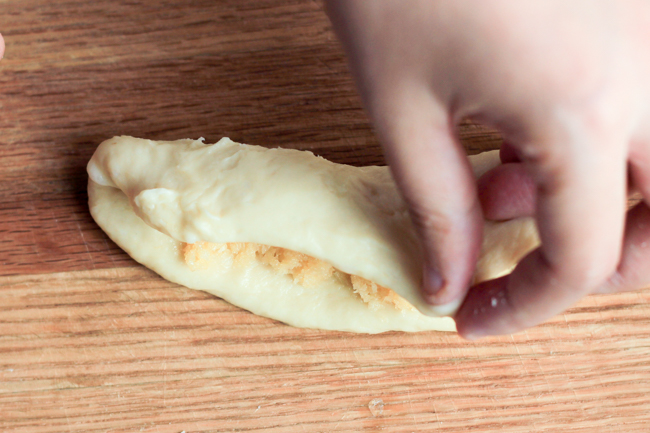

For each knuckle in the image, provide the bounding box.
[405,197,454,241]
[402,186,479,243]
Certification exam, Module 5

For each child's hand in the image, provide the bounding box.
[326,0,650,338]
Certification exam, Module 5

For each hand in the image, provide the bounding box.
[0,33,4,59]
[325,0,650,338]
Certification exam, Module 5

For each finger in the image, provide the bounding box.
[596,202,650,294]
[456,123,627,338]
[374,88,483,307]
[324,0,482,308]
[478,163,536,220]
[597,148,650,293]
[0,33,4,60]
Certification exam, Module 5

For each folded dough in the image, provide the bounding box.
[87,136,539,333]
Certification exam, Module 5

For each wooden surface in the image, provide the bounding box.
[1,1,649,432]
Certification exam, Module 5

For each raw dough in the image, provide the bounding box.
[87,136,539,333]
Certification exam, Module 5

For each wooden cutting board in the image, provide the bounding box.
[1,1,649,432]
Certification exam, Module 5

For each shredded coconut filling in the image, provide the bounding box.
[182,241,414,311]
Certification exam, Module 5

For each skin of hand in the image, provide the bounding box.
[325,0,650,339]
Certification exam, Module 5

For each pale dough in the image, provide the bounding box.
[87,136,540,333]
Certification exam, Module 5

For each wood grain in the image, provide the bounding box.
[2,268,650,432]
[1,1,649,432]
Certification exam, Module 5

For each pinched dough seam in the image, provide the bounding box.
[182,241,415,312]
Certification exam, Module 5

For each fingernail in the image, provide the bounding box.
[422,266,446,303]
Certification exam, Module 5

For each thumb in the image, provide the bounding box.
[374,89,483,308]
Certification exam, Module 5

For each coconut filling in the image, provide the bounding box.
[181,241,415,312]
